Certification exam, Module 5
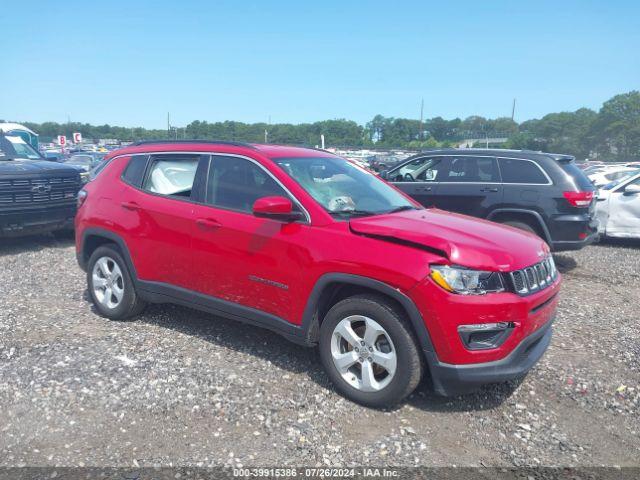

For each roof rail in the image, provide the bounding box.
[131,139,256,149]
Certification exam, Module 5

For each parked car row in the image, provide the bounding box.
[584,164,640,188]
[2,136,638,406]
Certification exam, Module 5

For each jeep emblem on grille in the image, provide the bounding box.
[31,184,52,194]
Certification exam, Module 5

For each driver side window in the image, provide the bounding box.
[392,157,449,182]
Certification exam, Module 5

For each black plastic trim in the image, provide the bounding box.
[301,273,437,353]
[78,228,138,276]
[551,231,599,251]
[487,208,552,244]
[136,280,307,345]
[427,317,554,396]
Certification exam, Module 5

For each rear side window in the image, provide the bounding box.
[446,156,499,183]
[121,155,148,187]
[142,154,200,199]
[558,161,594,190]
[498,158,549,184]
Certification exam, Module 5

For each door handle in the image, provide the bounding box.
[121,201,140,211]
[416,186,432,192]
[480,187,499,193]
[196,218,222,230]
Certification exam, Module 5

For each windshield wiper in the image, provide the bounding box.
[332,209,378,217]
[387,205,419,214]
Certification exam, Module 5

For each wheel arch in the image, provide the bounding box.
[79,228,138,280]
[301,274,436,357]
[487,208,552,244]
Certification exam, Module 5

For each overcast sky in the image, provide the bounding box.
[2,0,638,128]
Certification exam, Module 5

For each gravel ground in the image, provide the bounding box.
[0,234,639,468]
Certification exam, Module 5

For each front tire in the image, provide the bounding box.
[319,294,423,408]
[87,245,146,320]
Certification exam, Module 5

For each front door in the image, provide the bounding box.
[389,156,444,207]
[432,155,503,217]
[190,154,311,323]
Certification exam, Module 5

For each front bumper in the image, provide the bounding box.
[0,204,76,237]
[407,270,559,396]
[426,317,553,396]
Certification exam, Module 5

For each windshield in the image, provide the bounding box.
[602,172,640,190]
[0,135,42,160]
[273,156,417,216]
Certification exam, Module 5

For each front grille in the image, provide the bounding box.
[508,256,558,295]
[0,176,81,206]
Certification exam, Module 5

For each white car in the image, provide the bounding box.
[588,166,639,188]
[595,171,640,239]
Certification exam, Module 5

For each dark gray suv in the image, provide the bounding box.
[382,149,598,251]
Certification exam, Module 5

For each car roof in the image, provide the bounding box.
[106,140,335,160]
[407,148,574,162]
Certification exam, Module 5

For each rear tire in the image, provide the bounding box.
[501,219,538,236]
[87,245,146,320]
[319,294,423,408]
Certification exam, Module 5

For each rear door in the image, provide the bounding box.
[388,156,445,206]
[118,153,207,289]
[432,155,503,217]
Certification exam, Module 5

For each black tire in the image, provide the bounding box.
[87,245,146,320]
[501,219,538,237]
[319,294,423,408]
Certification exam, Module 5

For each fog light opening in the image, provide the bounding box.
[458,322,516,350]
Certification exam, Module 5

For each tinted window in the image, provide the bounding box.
[498,158,549,184]
[121,155,149,187]
[142,154,199,198]
[208,155,289,213]
[392,157,451,182]
[557,161,594,190]
[445,156,499,183]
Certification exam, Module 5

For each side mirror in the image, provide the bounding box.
[623,184,640,196]
[379,170,389,180]
[253,196,304,222]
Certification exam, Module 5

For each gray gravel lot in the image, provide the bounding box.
[0,235,639,468]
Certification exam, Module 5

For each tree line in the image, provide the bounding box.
[7,90,640,161]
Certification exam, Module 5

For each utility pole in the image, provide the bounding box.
[419,98,424,140]
[511,98,516,121]
[167,112,170,137]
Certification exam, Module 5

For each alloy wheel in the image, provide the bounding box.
[92,256,125,310]
[330,315,397,392]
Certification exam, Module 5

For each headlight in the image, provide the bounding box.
[430,265,505,295]
[80,171,90,184]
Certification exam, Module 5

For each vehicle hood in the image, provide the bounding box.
[0,159,80,176]
[63,162,91,172]
[349,209,549,271]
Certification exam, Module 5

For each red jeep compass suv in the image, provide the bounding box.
[75,141,560,407]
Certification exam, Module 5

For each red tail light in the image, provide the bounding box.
[563,191,593,207]
[77,189,88,208]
